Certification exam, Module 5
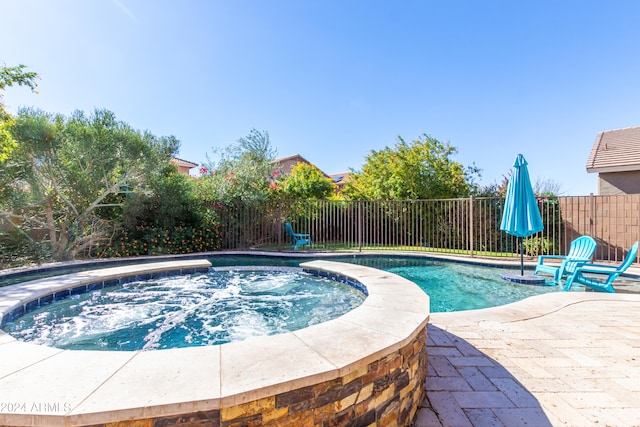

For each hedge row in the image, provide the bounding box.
[103,224,222,258]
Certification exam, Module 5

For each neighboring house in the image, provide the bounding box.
[273,154,352,193]
[171,157,198,175]
[329,172,352,193]
[273,154,332,179]
[586,126,640,195]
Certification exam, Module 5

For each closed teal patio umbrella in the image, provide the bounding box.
[500,154,544,278]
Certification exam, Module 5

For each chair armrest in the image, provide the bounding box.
[293,233,311,238]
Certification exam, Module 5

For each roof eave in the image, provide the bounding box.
[587,165,640,174]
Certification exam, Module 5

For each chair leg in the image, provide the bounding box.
[563,274,576,291]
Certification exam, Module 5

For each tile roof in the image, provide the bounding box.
[274,154,314,165]
[329,172,351,185]
[273,154,332,178]
[586,126,640,173]
[171,157,199,168]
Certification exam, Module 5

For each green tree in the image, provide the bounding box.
[0,64,39,162]
[0,108,178,262]
[342,134,481,200]
[197,129,277,205]
[276,162,335,199]
[0,64,38,106]
[121,164,202,230]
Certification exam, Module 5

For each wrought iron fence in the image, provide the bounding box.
[212,195,640,263]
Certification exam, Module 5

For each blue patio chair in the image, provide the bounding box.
[535,236,597,283]
[284,221,313,250]
[563,241,639,293]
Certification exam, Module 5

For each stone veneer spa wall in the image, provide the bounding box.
[133,325,427,426]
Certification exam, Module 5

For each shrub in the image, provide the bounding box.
[103,223,222,258]
[522,237,553,257]
[0,229,51,269]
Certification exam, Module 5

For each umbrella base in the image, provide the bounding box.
[501,274,547,285]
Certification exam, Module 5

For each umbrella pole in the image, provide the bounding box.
[519,237,524,276]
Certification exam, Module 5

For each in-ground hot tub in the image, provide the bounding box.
[0,259,430,426]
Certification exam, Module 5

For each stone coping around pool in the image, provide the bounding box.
[0,259,430,426]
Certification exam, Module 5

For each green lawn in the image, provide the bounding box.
[253,242,521,258]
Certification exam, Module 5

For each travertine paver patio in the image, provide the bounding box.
[414,292,640,427]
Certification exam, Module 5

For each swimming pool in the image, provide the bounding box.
[209,254,562,311]
[336,256,562,312]
[0,253,562,313]
[3,267,365,350]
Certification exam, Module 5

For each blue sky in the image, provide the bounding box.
[2,0,640,195]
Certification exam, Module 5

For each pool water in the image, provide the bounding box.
[3,268,365,351]
[330,256,562,311]
[211,255,562,312]
[2,254,567,347]
[387,262,559,312]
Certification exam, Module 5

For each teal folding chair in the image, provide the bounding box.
[284,221,313,250]
[563,242,638,293]
[535,236,597,283]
